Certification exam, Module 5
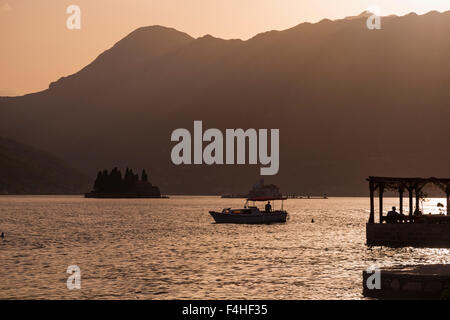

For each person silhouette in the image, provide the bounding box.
[265,201,272,213]
[1,232,4,239]
[387,206,405,223]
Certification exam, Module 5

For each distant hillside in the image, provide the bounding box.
[1,12,450,195]
[0,137,90,194]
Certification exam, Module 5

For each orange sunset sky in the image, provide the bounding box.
[1,0,450,96]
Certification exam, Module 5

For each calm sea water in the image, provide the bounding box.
[0,196,449,300]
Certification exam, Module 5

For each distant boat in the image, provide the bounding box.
[220,179,327,199]
[209,196,288,224]
[220,193,248,199]
[221,179,282,199]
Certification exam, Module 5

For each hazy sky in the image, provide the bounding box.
[2,0,450,95]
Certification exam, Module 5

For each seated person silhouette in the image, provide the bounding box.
[386,206,404,223]
[265,201,272,213]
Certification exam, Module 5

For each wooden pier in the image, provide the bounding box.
[363,264,450,300]
[285,194,328,199]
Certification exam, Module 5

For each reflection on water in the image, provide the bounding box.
[0,196,449,299]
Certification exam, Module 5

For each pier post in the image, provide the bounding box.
[408,187,413,218]
[415,187,420,214]
[447,189,450,216]
[369,181,375,223]
[399,188,404,215]
[379,184,384,223]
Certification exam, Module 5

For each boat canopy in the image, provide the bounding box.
[247,196,287,201]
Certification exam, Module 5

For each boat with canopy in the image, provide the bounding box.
[209,196,288,224]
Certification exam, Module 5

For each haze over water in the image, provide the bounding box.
[1,196,449,299]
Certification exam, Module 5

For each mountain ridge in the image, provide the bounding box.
[3,10,448,99]
[2,11,450,195]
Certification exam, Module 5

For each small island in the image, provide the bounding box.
[85,167,165,198]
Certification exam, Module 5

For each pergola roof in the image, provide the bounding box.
[367,176,450,192]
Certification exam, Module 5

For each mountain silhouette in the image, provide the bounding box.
[1,11,450,195]
[0,137,90,194]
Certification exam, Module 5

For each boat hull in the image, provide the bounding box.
[209,211,287,224]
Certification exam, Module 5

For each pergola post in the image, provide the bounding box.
[447,188,450,216]
[379,184,384,223]
[408,187,413,218]
[399,187,404,215]
[369,181,375,223]
[415,187,421,214]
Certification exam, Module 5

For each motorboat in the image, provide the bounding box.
[209,196,288,224]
